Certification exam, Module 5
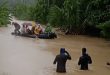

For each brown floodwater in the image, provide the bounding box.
[0,20,110,75]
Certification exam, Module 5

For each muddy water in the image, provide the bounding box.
[0,23,110,75]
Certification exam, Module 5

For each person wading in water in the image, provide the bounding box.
[53,48,71,73]
[78,48,92,70]
[12,22,21,34]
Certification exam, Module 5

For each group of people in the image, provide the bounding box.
[12,22,110,73]
[21,22,43,35]
[53,48,92,73]
[12,22,52,36]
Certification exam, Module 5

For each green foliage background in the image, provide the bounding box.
[0,0,110,38]
[0,1,10,26]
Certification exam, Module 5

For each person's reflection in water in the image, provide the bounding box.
[78,48,92,70]
[53,48,71,73]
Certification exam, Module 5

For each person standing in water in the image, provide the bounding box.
[78,48,92,70]
[44,23,52,33]
[34,24,43,36]
[12,22,21,34]
[53,48,71,73]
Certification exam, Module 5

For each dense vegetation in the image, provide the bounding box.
[0,0,110,38]
[0,0,35,26]
[0,0,10,26]
[29,0,110,38]
[12,3,32,20]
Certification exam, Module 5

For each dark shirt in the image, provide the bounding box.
[53,53,71,73]
[13,23,20,30]
[78,54,92,70]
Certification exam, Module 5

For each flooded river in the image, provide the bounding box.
[0,21,110,75]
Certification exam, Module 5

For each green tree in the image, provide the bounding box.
[8,0,110,38]
[63,0,79,32]
[30,0,49,24]
[97,21,110,38]
[0,1,10,26]
[48,5,63,27]
[83,0,110,36]
[12,3,32,20]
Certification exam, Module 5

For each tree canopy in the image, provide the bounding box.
[0,0,110,38]
[0,0,10,26]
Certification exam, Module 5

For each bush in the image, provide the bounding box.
[0,1,10,26]
[48,5,63,27]
[97,21,110,38]
[12,3,32,20]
